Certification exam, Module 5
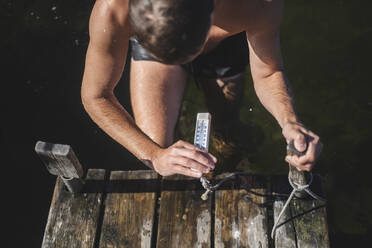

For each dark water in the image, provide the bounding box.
[2,0,371,246]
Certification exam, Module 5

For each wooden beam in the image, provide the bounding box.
[35,141,84,193]
[99,170,159,248]
[42,169,105,248]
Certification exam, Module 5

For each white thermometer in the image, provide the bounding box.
[193,113,213,200]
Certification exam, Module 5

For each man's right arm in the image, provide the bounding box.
[81,0,215,177]
[81,0,161,165]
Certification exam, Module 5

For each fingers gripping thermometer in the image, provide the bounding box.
[193,113,213,200]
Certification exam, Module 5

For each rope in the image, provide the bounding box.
[199,140,327,241]
[200,171,288,200]
[199,167,327,241]
[200,176,214,200]
[270,170,327,240]
[200,172,272,200]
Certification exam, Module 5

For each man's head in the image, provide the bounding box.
[129,0,214,64]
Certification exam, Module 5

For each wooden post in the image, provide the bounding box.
[287,141,309,198]
[35,141,84,193]
[288,166,311,198]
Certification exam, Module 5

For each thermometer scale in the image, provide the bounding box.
[194,113,211,152]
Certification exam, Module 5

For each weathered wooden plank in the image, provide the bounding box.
[42,169,105,248]
[290,199,329,247]
[214,174,269,248]
[273,200,297,248]
[272,175,297,247]
[272,175,329,248]
[99,170,159,248]
[157,175,211,248]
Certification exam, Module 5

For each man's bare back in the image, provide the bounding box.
[81,0,322,178]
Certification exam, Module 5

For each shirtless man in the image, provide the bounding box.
[81,0,322,178]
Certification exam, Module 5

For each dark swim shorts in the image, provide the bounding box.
[130,32,249,79]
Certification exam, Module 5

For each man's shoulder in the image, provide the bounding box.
[89,0,132,43]
[245,0,284,33]
[90,0,130,28]
[217,0,283,33]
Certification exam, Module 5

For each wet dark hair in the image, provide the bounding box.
[129,0,214,64]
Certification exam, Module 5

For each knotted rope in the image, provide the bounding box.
[270,141,326,239]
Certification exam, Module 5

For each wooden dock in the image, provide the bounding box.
[36,142,330,248]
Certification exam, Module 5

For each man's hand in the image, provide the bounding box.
[151,140,217,178]
[282,122,323,171]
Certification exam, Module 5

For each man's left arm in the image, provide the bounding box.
[246,3,322,171]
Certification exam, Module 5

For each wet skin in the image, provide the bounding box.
[81,0,322,177]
